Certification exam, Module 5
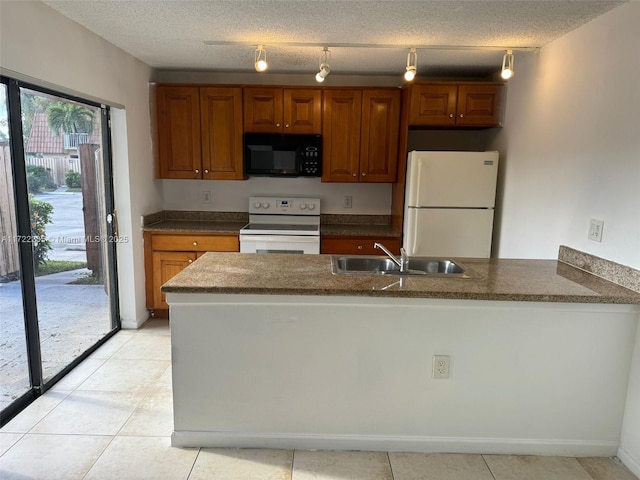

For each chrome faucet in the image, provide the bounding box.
[374,242,409,273]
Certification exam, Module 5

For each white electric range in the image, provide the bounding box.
[239,196,321,254]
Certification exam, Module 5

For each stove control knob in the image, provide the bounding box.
[300,203,307,210]
[262,202,270,208]
[253,201,262,209]
[308,204,316,211]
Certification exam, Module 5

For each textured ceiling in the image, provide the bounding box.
[43,0,625,77]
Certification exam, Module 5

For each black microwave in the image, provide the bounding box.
[244,133,322,177]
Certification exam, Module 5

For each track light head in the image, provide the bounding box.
[404,48,418,82]
[315,63,330,82]
[315,47,331,83]
[255,45,268,72]
[501,49,514,80]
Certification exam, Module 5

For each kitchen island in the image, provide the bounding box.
[163,252,640,455]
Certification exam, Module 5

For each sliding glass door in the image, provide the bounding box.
[0,83,32,412]
[0,76,120,423]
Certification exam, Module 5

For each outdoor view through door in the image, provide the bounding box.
[0,78,120,422]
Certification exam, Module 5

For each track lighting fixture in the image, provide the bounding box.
[404,47,417,81]
[315,47,331,83]
[501,49,514,80]
[254,44,268,72]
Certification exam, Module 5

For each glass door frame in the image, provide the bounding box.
[0,75,121,426]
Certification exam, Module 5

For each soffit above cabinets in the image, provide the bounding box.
[44,0,624,77]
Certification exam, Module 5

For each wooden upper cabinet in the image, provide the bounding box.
[360,89,401,182]
[283,89,322,133]
[409,84,457,126]
[322,88,400,183]
[200,87,244,180]
[244,87,321,133]
[456,84,503,126]
[157,86,244,180]
[157,86,201,179]
[243,87,284,133]
[321,90,362,183]
[408,82,503,127]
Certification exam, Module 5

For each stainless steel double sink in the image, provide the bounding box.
[331,255,472,277]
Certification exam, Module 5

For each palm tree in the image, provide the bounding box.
[45,102,95,136]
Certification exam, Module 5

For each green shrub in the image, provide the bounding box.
[29,196,54,270]
[65,170,81,189]
[26,165,56,193]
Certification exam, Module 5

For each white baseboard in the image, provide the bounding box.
[617,447,640,478]
[171,431,618,457]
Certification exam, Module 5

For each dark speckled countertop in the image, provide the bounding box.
[162,252,640,304]
[142,211,400,238]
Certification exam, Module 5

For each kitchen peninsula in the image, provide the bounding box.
[163,250,640,456]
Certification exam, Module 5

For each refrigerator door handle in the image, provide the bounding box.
[405,209,418,256]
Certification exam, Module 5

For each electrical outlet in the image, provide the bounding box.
[201,190,212,205]
[588,218,604,242]
[433,355,450,379]
[344,195,353,209]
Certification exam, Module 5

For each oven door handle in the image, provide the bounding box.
[240,235,319,243]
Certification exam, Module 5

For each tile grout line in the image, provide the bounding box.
[481,454,498,480]
[185,446,203,480]
[387,451,394,480]
[79,433,117,480]
[291,449,297,480]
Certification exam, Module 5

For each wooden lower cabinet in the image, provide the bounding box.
[144,232,239,316]
[321,236,401,255]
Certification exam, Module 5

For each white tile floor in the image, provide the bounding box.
[1,318,638,480]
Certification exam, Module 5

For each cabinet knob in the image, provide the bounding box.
[192,241,198,246]
[195,169,199,173]
[285,124,290,128]
[459,114,465,118]
[352,173,357,177]
[361,172,366,176]
[449,113,454,118]
[276,123,281,127]
[204,169,209,173]
[357,245,363,250]
[188,259,193,263]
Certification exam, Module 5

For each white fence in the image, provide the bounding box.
[26,155,81,187]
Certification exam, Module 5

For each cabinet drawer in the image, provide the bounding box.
[151,234,239,252]
[321,236,401,255]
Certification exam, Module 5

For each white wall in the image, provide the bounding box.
[492,1,640,269]
[489,4,640,473]
[163,178,391,214]
[0,0,161,327]
[620,322,640,477]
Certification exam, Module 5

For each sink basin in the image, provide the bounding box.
[405,258,466,275]
[331,256,398,274]
[330,255,471,277]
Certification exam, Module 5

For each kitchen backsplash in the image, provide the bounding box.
[161,177,393,215]
[559,245,640,293]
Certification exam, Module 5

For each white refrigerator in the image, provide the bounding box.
[403,150,499,258]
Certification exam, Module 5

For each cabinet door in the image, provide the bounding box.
[283,89,322,134]
[157,86,202,179]
[243,87,284,133]
[456,84,503,126]
[408,84,457,126]
[321,90,362,182]
[200,87,244,180]
[321,236,401,255]
[360,89,401,182]
[151,251,197,309]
